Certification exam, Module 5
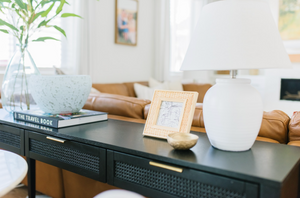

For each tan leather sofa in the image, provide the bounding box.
[17,82,292,198]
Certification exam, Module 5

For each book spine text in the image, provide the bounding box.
[14,112,58,128]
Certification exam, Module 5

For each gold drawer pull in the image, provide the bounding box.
[46,136,66,143]
[149,161,183,173]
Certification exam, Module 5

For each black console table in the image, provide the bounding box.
[0,109,300,198]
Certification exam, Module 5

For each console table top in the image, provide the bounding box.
[0,109,299,187]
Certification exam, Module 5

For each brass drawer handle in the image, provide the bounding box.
[149,161,183,173]
[46,136,66,143]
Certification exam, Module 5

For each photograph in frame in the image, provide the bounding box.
[115,0,138,46]
[156,101,185,129]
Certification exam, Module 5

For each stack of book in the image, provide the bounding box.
[14,109,107,128]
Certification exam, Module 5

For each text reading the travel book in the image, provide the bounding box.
[17,113,53,126]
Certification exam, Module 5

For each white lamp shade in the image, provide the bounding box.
[181,0,292,71]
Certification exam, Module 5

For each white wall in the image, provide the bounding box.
[88,0,155,83]
[263,65,300,117]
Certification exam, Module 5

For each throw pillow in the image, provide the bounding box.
[91,87,101,95]
[149,77,183,91]
[134,83,168,100]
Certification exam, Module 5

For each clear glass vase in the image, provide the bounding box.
[1,45,40,113]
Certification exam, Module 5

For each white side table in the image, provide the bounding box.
[0,150,28,197]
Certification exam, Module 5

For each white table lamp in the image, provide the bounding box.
[181,0,292,151]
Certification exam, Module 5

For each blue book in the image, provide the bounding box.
[13,109,107,128]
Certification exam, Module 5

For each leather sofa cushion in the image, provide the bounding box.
[288,141,300,147]
[256,136,280,144]
[92,82,149,97]
[83,93,151,119]
[288,111,300,142]
[123,81,149,97]
[92,82,211,102]
[92,83,130,96]
[182,83,212,103]
[259,110,290,144]
[192,103,205,128]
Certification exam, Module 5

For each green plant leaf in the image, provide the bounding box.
[27,0,32,11]
[15,0,27,10]
[0,19,18,31]
[32,37,59,42]
[61,13,82,18]
[31,11,43,23]
[0,0,9,7]
[41,2,54,17]
[53,25,66,37]
[37,19,50,28]
[0,0,11,3]
[0,29,8,34]
[56,0,65,14]
[41,0,66,7]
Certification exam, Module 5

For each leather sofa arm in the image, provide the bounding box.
[259,110,290,144]
[83,93,151,119]
[288,141,300,147]
[182,83,212,103]
[289,111,300,142]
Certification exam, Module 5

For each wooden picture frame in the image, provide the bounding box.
[115,0,138,46]
[143,90,198,139]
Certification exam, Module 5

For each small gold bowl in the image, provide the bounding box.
[167,133,199,150]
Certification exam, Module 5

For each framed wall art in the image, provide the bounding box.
[115,0,138,46]
[143,90,198,139]
[278,0,300,62]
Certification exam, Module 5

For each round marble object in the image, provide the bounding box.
[167,133,199,150]
[94,189,144,198]
[29,75,92,114]
[0,150,28,197]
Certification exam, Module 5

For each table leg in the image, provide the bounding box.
[27,158,36,198]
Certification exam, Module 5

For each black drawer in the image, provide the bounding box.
[25,130,106,182]
[0,124,24,155]
[107,151,258,198]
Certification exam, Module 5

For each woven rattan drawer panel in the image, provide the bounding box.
[0,130,20,148]
[115,161,244,198]
[30,139,99,173]
[108,151,258,198]
[0,124,24,155]
[26,131,106,182]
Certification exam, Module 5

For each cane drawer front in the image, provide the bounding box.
[25,130,106,182]
[0,124,24,155]
[108,151,258,198]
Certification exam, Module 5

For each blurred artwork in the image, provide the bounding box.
[115,0,138,46]
[279,0,300,40]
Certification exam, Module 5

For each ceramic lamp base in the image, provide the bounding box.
[203,78,263,152]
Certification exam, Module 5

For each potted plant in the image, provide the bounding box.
[0,0,82,112]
